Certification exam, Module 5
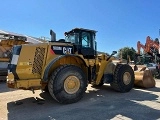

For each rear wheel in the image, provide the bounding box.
[48,65,87,104]
[110,64,134,92]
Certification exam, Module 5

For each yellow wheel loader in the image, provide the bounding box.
[7,28,135,104]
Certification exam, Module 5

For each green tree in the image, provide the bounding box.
[154,38,159,44]
[117,47,136,61]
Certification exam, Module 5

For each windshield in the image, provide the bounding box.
[65,33,79,44]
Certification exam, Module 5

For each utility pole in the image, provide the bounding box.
[159,29,160,39]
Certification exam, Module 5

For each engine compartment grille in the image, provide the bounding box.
[32,47,45,74]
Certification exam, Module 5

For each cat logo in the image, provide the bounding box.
[51,45,73,55]
[63,47,72,54]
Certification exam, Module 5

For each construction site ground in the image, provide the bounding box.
[0,80,160,120]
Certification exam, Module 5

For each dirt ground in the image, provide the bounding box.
[0,80,160,120]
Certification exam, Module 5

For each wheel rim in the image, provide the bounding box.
[123,72,131,85]
[64,76,80,94]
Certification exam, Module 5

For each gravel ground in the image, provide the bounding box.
[0,80,160,120]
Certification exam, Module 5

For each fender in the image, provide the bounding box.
[42,54,88,81]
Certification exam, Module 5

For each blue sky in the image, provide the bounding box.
[1,0,160,54]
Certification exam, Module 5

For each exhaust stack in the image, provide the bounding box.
[50,29,56,41]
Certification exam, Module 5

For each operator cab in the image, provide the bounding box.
[65,28,97,59]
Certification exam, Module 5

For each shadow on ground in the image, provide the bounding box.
[0,82,16,93]
[7,84,160,120]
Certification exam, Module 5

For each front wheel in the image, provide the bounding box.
[48,65,88,104]
[110,64,135,92]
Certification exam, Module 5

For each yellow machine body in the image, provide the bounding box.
[7,28,136,104]
[7,42,116,89]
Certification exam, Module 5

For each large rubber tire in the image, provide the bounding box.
[48,65,87,104]
[110,64,134,92]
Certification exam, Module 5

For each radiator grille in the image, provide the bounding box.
[32,47,45,74]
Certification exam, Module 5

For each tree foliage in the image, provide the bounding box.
[154,38,159,44]
[117,47,136,61]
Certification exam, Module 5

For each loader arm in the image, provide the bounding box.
[95,51,117,85]
[95,57,115,85]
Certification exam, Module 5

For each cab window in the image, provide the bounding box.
[82,32,91,48]
[65,33,79,44]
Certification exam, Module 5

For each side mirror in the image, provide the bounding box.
[106,51,117,61]
[112,51,117,55]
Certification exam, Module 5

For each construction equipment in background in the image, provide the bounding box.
[0,33,28,61]
[0,32,30,81]
[132,36,159,88]
[137,36,160,61]
[0,29,48,81]
[7,28,136,104]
